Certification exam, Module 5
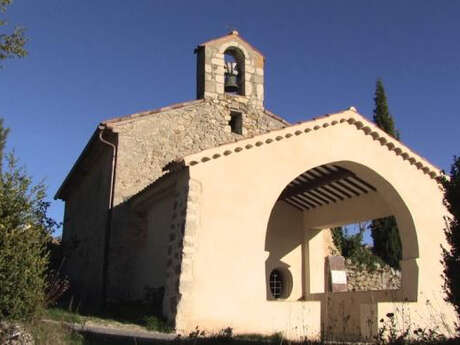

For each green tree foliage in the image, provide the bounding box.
[441,156,460,320]
[373,79,400,140]
[331,226,346,254]
[0,119,55,320]
[371,79,403,269]
[0,0,27,66]
[332,225,384,270]
[0,118,8,175]
[370,217,402,269]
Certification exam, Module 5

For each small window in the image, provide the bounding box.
[229,112,243,134]
[269,269,283,299]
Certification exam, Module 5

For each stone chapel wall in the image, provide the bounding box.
[109,96,286,205]
[61,144,113,309]
[105,96,286,302]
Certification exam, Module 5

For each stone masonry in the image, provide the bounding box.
[58,31,289,308]
[56,32,457,338]
[196,31,265,106]
[345,259,401,291]
[104,94,287,302]
[106,96,287,206]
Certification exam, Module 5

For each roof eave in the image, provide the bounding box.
[180,108,444,181]
[54,127,101,200]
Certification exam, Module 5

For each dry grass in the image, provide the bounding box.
[24,320,84,345]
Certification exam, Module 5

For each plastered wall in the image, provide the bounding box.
[265,201,304,301]
[174,110,456,339]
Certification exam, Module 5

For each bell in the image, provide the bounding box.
[225,73,239,93]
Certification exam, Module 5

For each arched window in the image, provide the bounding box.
[269,269,284,299]
[224,47,245,96]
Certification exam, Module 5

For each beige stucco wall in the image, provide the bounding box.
[265,201,304,301]
[174,109,456,339]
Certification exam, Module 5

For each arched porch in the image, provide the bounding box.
[265,161,418,340]
[174,110,455,339]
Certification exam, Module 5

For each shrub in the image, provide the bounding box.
[441,156,460,324]
[144,315,173,333]
[0,120,57,320]
[332,225,384,270]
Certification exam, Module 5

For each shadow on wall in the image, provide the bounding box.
[265,201,303,301]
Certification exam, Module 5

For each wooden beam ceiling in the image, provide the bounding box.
[278,165,378,211]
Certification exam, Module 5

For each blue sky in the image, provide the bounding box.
[1,1,459,236]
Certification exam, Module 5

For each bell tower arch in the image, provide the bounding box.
[195,31,265,107]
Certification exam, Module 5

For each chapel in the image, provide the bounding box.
[56,32,456,340]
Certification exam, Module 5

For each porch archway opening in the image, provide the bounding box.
[265,160,418,304]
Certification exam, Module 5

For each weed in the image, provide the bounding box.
[144,314,173,333]
[217,326,233,339]
[375,312,409,345]
[26,320,83,345]
[413,326,446,343]
[45,307,81,324]
[189,325,206,338]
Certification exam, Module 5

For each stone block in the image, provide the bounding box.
[236,95,248,104]
[206,81,216,92]
[256,84,264,99]
[211,58,225,66]
[216,83,224,94]
[183,235,194,247]
[182,245,195,255]
[187,191,200,202]
[178,278,193,291]
[254,74,264,84]
[215,66,225,74]
[245,82,253,96]
[204,91,217,98]
[246,65,255,74]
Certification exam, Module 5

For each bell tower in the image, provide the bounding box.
[195,31,265,108]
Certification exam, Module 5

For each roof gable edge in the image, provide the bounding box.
[182,108,443,181]
[197,32,265,58]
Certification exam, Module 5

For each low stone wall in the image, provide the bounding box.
[0,322,34,345]
[345,259,401,291]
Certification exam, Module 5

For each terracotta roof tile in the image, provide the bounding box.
[103,99,205,125]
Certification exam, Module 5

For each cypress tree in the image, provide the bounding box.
[441,156,460,321]
[373,79,400,140]
[370,79,403,269]
[370,217,401,269]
